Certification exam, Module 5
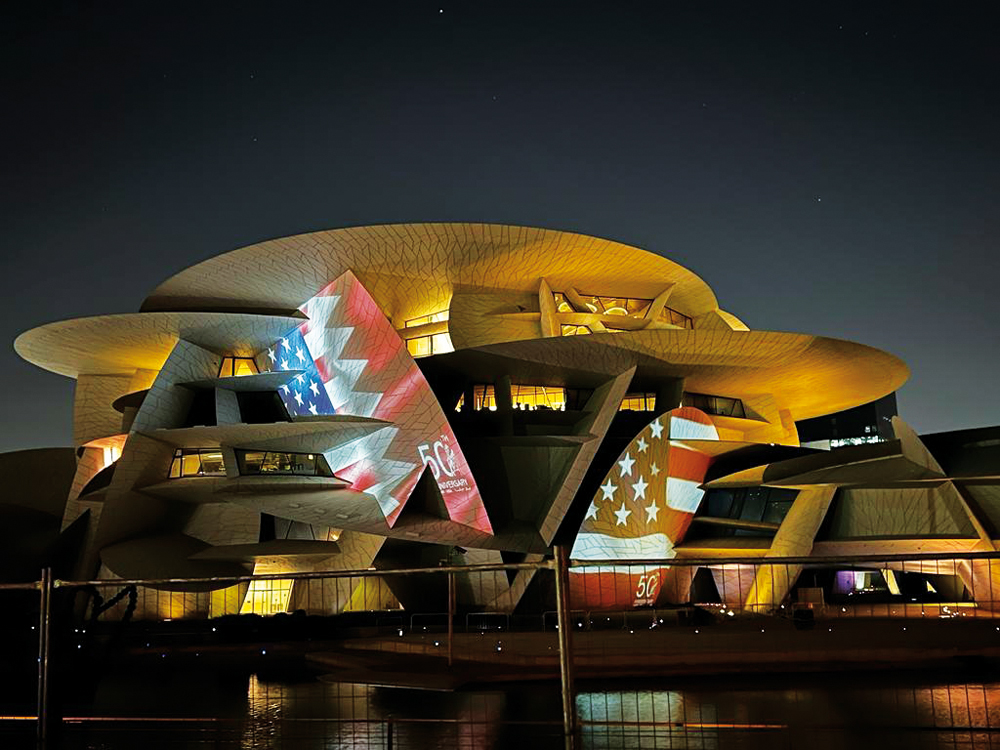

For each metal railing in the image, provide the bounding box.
[6,549,1000,748]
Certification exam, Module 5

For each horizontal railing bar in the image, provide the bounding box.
[0,582,41,591]
[571,551,1000,567]
[25,550,1000,591]
[54,561,551,589]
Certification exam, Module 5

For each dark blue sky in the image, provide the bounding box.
[1,2,997,452]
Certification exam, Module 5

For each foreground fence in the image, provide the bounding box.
[5,549,1000,748]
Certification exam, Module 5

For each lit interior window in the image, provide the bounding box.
[404,310,449,328]
[168,449,227,478]
[511,385,566,411]
[219,357,259,378]
[406,336,431,357]
[465,384,568,411]
[241,578,294,615]
[619,393,656,411]
[473,385,496,411]
[553,291,693,332]
[405,331,454,358]
[238,450,335,477]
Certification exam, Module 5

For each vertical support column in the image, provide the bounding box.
[654,378,684,416]
[553,546,577,750]
[37,567,52,744]
[496,374,514,436]
[447,571,455,668]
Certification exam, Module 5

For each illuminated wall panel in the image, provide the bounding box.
[569,407,719,609]
[257,271,492,534]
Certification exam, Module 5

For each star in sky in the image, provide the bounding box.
[614,502,632,526]
[637,436,648,453]
[618,452,635,477]
[650,419,664,439]
[632,475,648,501]
[600,478,617,501]
[645,500,660,522]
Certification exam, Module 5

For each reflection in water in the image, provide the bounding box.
[242,675,513,749]
[35,672,1000,749]
[577,680,1000,749]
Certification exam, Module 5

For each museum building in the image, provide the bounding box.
[7,223,1000,618]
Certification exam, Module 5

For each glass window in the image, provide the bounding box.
[237,450,333,477]
[553,291,693,331]
[169,449,227,478]
[473,384,496,411]
[199,451,226,475]
[619,393,656,411]
[683,392,747,419]
[431,332,454,354]
[405,332,455,358]
[511,385,566,411]
[404,310,449,328]
[219,357,259,378]
[181,453,202,476]
[407,337,431,357]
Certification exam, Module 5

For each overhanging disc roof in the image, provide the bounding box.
[14,311,303,378]
[426,329,909,421]
[139,223,720,322]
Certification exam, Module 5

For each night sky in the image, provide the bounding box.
[1,3,997,453]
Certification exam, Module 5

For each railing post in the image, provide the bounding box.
[447,571,455,668]
[36,567,52,745]
[553,546,577,750]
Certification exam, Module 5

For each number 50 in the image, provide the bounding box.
[636,573,660,600]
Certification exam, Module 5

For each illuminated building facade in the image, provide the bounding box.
[7,223,1000,617]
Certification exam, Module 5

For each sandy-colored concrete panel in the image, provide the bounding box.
[140,224,719,325]
[15,311,304,379]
